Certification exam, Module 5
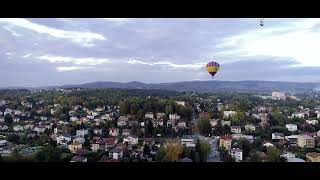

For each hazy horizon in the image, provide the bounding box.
[1,18,320,87]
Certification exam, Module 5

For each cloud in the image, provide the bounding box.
[3,26,22,37]
[127,59,206,70]
[36,55,112,66]
[56,66,93,72]
[0,18,106,47]
[216,18,320,67]
[21,53,32,58]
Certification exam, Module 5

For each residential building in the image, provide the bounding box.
[272,92,286,100]
[286,124,297,132]
[68,143,83,153]
[156,113,166,119]
[13,125,24,132]
[306,152,320,162]
[109,148,123,160]
[297,135,315,148]
[175,101,186,107]
[90,143,100,152]
[306,119,318,125]
[56,134,72,145]
[231,126,241,134]
[221,120,231,127]
[109,128,119,137]
[34,125,46,133]
[169,113,181,121]
[223,111,237,119]
[145,112,154,119]
[272,133,284,140]
[70,117,79,122]
[93,128,103,135]
[123,136,138,145]
[245,124,256,132]
[70,156,87,162]
[181,135,198,148]
[76,129,88,137]
[178,121,187,128]
[219,135,232,150]
[122,129,131,136]
[73,137,85,144]
[152,119,164,127]
[209,119,219,127]
[230,148,243,162]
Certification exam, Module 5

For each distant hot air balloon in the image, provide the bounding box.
[206,61,220,78]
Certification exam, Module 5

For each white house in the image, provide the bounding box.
[34,125,46,133]
[317,130,320,137]
[152,119,164,127]
[156,113,166,119]
[230,148,243,162]
[109,148,123,160]
[291,113,304,119]
[272,133,284,140]
[306,120,318,125]
[245,124,256,132]
[14,110,22,116]
[181,135,197,147]
[76,129,88,137]
[286,124,297,132]
[145,112,154,119]
[231,126,241,134]
[73,137,85,144]
[109,128,119,137]
[272,92,286,100]
[40,116,47,121]
[93,129,103,135]
[209,119,219,127]
[13,118,20,123]
[13,125,24,132]
[221,120,231,127]
[92,112,100,117]
[123,136,138,145]
[0,117,4,123]
[117,119,127,127]
[24,124,34,130]
[178,121,187,128]
[169,113,181,121]
[122,129,131,136]
[90,143,100,152]
[70,116,79,122]
[316,111,320,119]
[223,111,237,119]
[280,152,296,160]
[175,101,186,107]
[56,134,72,145]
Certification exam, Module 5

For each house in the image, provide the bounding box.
[56,134,72,145]
[209,119,219,127]
[292,112,306,119]
[101,113,113,121]
[123,135,139,145]
[103,137,118,149]
[316,111,320,119]
[122,129,131,136]
[169,113,181,121]
[223,111,237,119]
[76,129,88,137]
[230,148,243,162]
[0,124,8,131]
[306,152,320,162]
[306,119,318,125]
[152,119,164,127]
[231,126,241,134]
[145,112,154,119]
[13,118,20,123]
[272,133,284,140]
[199,112,210,119]
[175,101,186,107]
[297,135,315,148]
[177,121,187,128]
[245,124,256,132]
[117,119,127,127]
[73,137,85,144]
[109,148,123,160]
[40,116,47,121]
[70,156,87,162]
[93,128,103,135]
[181,135,198,147]
[70,116,79,122]
[0,140,8,146]
[109,128,119,137]
[92,111,100,117]
[156,113,166,119]
[232,134,254,143]
[221,120,231,127]
[271,92,286,100]
[90,143,100,152]
[34,125,46,133]
[286,124,297,132]
[0,117,4,123]
[280,151,295,160]
[263,141,274,147]
[86,115,95,120]
[219,135,233,150]
[317,130,320,137]
[13,125,24,132]
[14,110,22,116]
[68,143,83,153]
[95,107,105,112]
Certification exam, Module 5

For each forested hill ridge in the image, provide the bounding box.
[60,80,320,93]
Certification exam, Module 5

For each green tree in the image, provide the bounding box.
[196,140,211,162]
[266,146,284,162]
[197,118,211,136]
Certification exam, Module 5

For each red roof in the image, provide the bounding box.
[103,137,117,145]
[221,135,233,140]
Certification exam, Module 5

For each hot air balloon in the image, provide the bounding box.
[206,61,220,78]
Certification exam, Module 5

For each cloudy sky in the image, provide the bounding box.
[1,18,320,87]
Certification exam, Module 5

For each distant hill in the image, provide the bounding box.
[60,80,320,93]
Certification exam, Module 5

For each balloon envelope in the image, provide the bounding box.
[206,61,220,77]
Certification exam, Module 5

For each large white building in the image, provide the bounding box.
[286,124,297,132]
[272,92,286,100]
[223,111,237,119]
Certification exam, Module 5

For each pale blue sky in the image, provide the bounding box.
[0,18,319,87]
